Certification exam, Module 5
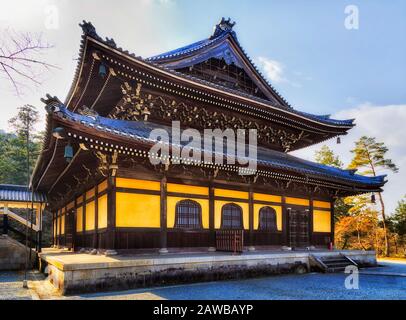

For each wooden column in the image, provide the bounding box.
[281,196,288,246]
[248,188,255,250]
[208,184,216,250]
[309,198,314,246]
[94,185,99,249]
[106,175,116,251]
[82,192,86,247]
[2,212,8,235]
[58,209,62,247]
[159,175,168,254]
[72,199,77,251]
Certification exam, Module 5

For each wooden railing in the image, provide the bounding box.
[215,230,244,254]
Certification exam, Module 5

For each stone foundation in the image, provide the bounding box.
[39,249,376,295]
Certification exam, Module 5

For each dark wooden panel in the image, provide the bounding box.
[167,230,210,248]
[115,229,161,249]
[252,231,282,246]
[311,232,331,247]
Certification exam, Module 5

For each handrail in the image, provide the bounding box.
[0,208,39,231]
[309,254,328,272]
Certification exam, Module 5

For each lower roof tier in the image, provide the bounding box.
[30,96,386,198]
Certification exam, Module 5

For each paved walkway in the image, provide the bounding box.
[1,260,406,300]
[0,271,37,300]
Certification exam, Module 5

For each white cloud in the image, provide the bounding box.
[291,103,406,215]
[257,56,286,83]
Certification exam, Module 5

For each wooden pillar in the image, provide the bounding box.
[281,196,288,246]
[159,175,168,254]
[58,208,62,247]
[72,199,77,251]
[248,188,255,250]
[106,175,116,251]
[94,185,99,249]
[208,185,216,250]
[82,192,86,247]
[309,198,314,246]
[2,212,8,235]
[37,204,43,252]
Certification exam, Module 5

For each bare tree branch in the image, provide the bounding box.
[0,29,58,96]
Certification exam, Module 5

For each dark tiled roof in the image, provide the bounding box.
[51,105,385,188]
[0,184,47,203]
[71,20,355,129]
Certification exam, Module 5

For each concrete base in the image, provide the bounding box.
[38,248,376,295]
[158,248,169,254]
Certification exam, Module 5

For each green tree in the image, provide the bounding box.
[314,145,351,220]
[314,145,344,168]
[0,105,41,185]
[388,195,406,236]
[348,136,399,256]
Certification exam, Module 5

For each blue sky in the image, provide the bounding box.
[0,0,405,212]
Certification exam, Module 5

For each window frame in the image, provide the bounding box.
[174,199,203,230]
[221,203,243,230]
[258,206,277,232]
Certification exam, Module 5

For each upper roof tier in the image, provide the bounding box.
[63,19,356,152]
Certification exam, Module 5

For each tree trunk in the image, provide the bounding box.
[378,192,390,256]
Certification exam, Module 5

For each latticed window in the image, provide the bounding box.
[174,200,202,229]
[258,206,277,231]
[221,203,243,229]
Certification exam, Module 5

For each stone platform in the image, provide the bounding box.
[38,248,376,295]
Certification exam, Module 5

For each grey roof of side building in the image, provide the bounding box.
[49,104,386,189]
[0,184,47,203]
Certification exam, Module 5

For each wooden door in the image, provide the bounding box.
[288,208,309,248]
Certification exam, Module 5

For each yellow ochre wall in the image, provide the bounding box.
[85,200,95,231]
[167,183,208,196]
[215,188,248,200]
[286,197,310,206]
[167,196,209,228]
[116,192,160,227]
[76,206,83,232]
[253,204,282,231]
[313,210,331,232]
[253,193,282,203]
[313,200,331,209]
[98,194,108,229]
[116,178,160,191]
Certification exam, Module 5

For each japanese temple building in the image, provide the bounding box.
[31,18,386,254]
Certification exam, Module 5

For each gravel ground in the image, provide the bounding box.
[0,271,35,300]
[1,261,406,300]
[64,261,406,300]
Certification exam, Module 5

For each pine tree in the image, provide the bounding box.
[314,145,351,220]
[348,136,398,256]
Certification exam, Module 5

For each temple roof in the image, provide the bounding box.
[37,100,385,192]
[0,184,47,203]
[64,20,355,136]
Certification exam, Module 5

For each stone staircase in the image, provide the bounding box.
[310,253,358,273]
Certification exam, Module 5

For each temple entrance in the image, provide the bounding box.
[65,209,75,250]
[288,208,309,248]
